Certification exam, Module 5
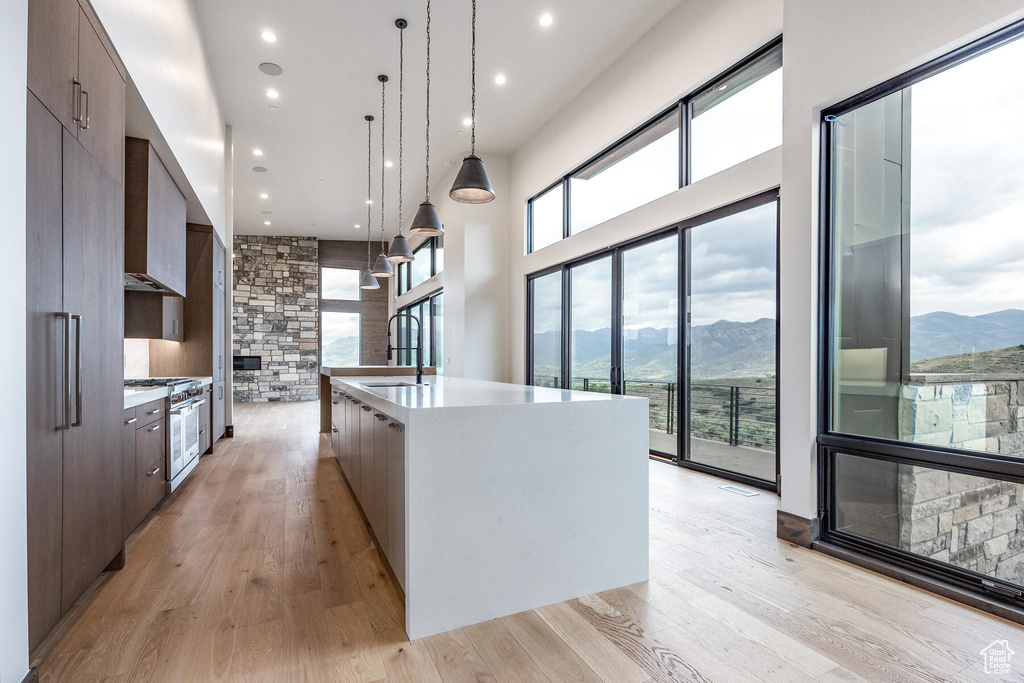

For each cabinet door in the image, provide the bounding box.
[359,407,375,509]
[122,408,137,542]
[27,0,79,133]
[26,93,67,652]
[198,388,212,454]
[212,234,225,380]
[372,415,389,552]
[348,401,361,491]
[163,295,184,342]
[387,421,406,590]
[212,381,225,442]
[77,9,124,182]
[61,129,124,613]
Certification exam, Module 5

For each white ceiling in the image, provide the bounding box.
[194,0,684,239]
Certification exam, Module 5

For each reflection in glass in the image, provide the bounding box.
[433,292,443,371]
[570,257,613,392]
[570,115,679,235]
[321,312,361,367]
[835,452,1024,588]
[688,202,777,481]
[434,237,444,273]
[530,271,562,388]
[691,45,782,183]
[411,242,432,288]
[622,234,679,457]
[530,184,564,252]
[830,35,1024,459]
[322,268,361,301]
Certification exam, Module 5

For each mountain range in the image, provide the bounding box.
[909,309,1024,361]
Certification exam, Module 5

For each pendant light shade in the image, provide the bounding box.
[388,232,414,262]
[360,268,380,290]
[372,252,394,277]
[410,201,444,236]
[449,0,495,204]
[450,154,494,204]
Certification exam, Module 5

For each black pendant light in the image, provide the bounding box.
[410,0,445,235]
[372,74,394,278]
[360,114,380,290]
[449,0,495,204]
[388,18,415,263]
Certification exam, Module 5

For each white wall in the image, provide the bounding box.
[91,0,228,241]
[1,0,29,679]
[507,0,784,385]
[779,0,1024,519]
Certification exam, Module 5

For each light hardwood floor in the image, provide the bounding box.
[34,400,1024,682]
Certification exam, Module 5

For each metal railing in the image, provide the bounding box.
[537,375,775,451]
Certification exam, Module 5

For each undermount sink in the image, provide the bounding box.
[362,381,426,388]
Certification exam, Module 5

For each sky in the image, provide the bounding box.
[907,36,1024,317]
[322,311,360,346]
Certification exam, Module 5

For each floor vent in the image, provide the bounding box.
[720,484,758,497]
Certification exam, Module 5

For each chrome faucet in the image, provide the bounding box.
[386,312,424,385]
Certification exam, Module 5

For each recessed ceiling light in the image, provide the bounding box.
[494,74,506,85]
[319,179,325,184]
[266,88,279,99]
[260,30,277,43]
[354,224,360,229]
[365,199,373,204]
[253,166,268,173]
[384,160,393,168]
[539,13,553,27]
[263,220,272,225]
[252,148,264,156]
[259,62,283,76]
[462,117,473,126]
[268,105,278,112]
[259,192,269,199]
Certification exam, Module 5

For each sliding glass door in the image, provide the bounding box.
[527,194,778,488]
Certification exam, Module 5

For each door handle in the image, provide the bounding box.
[56,312,71,430]
[71,314,83,427]
[146,466,160,476]
[80,89,90,130]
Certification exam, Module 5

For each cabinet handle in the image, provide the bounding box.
[149,424,160,432]
[173,319,179,336]
[350,399,360,405]
[199,428,206,434]
[56,312,71,431]
[374,413,388,421]
[72,79,82,125]
[80,89,90,130]
[125,417,137,425]
[388,423,403,432]
[148,408,161,415]
[332,427,339,433]
[361,405,372,412]
[71,314,83,427]
[146,466,160,476]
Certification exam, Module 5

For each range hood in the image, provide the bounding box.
[124,137,187,296]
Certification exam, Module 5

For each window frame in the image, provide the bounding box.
[320,266,362,302]
[817,17,1024,610]
[398,236,445,295]
[396,289,443,367]
[526,36,783,253]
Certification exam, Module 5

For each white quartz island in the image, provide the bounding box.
[326,375,650,640]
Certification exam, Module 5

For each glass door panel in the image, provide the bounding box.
[687,202,777,481]
[530,271,563,388]
[569,256,613,393]
[622,234,679,457]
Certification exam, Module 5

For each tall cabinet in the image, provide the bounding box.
[26,0,125,653]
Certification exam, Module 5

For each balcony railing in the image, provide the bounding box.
[536,376,776,452]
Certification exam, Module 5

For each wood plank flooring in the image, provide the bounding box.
[33,400,1024,682]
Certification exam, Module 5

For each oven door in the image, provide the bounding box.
[169,399,205,486]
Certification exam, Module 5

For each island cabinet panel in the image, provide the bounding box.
[359,406,375,506]
[371,413,390,550]
[386,421,406,590]
[347,399,362,492]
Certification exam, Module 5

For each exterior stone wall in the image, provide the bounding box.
[232,235,319,402]
[899,466,1024,584]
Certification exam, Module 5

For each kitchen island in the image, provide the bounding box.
[327,375,649,639]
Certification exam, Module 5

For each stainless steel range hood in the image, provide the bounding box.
[124,272,175,293]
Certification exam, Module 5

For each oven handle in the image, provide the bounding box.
[171,398,206,414]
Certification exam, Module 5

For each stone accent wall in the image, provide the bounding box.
[899,466,1024,584]
[900,377,1024,455]
[232,236,319,402]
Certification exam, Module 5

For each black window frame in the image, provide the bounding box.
[526,190,781,492]
[525,36,783,254]
[817,17,1024,611]
[396,289,443,368]
[397,236,445,295]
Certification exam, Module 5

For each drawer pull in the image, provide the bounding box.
[388,423,404,432]
[126,417,137,425]
[199,428,206,435]
[332,427,339,433]
[374,413,388,421]
[350,399,360,405]
[361,405,372,412]
[148,408,161,415]
[146,466,160,476]
[149,424,160,432]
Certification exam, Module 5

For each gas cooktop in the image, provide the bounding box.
[124,378,195,387]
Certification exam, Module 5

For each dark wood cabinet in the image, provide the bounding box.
[122,408,137,542]
[213,381,225,442]
[124,138,186,295]
[121,398,166,539]
[76,9,124,182]
[124,291,184,342]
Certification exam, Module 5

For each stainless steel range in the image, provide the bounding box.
[124,378,206,491]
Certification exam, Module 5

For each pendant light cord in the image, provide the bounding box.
[366,116,373,268]
[470,0,476,155]
[425,0,431,202]
[398,26,404,233]
[380,77,387,252]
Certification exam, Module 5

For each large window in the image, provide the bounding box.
[398,236,444,295]
[321,267,360,301]
[321,312,360,367]
[822,22,1024,605]
[528,194,778,487]
[526,39,782,253]
[396,290,443,369]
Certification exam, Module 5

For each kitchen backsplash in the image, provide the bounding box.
[124,338,150,379]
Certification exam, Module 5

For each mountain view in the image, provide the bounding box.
[322,336,359,367]
[533,309,1024,382]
